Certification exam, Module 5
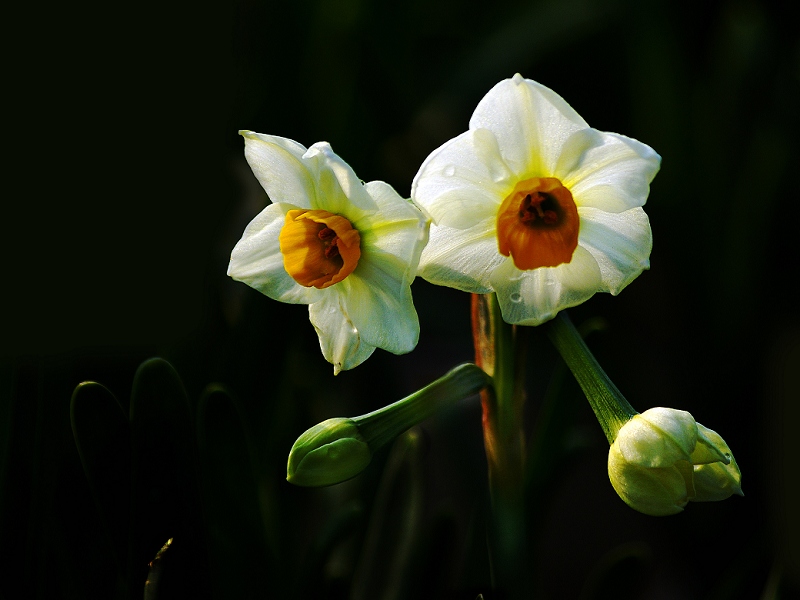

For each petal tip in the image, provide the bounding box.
[306,141,334,158]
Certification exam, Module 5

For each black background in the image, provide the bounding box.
[3,0,799,598]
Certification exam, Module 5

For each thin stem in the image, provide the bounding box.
[354,363,491,451]
[545,311,637,443]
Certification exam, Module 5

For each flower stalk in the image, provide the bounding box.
[545,311,636,443]
[355,363,491,449]
[472,293,528,597]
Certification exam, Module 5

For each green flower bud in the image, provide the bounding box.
[608,407,743,516]
[287,418,372,487]
[286,363,491,487]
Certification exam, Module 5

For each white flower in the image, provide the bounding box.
[412,74,661,325]
[228,131,429,374]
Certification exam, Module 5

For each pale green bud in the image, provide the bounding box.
[692,424,743,501]
[287,418,372,487]
[608,407,742,516]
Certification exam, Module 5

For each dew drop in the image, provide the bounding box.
[509,292,523,303]
[443,165,456,177]
[488,162,509,183]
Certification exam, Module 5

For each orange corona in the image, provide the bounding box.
[496,177,579,270]
[279,209,361,288]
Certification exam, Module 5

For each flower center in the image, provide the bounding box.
[496,177,579,270]
[279,209,361,289]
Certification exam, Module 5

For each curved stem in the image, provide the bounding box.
[354,363,491,450]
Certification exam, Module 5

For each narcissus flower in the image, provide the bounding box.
[608,407,743,516]
[228,131,429,374]
[412,74,661,325]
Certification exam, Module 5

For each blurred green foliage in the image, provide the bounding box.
[3,0,799,597]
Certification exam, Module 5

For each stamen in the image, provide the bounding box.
[324,240,340,259]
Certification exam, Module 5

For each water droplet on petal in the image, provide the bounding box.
[488,162,509,183]
[443,165,456,177]
[509,292,523,303]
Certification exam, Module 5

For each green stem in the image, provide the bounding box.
[354,363,491,450]
[545,311,637,443]
[286,363,491,487]
[472,293,528,597]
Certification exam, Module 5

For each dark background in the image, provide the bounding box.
[3,0,799,598]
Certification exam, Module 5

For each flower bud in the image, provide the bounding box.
[287,418,372,487]
[608,407,742,516]
[286,363,491,488]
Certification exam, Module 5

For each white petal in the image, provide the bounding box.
[228,202,324,304]
[362,180,421,220]
[309,295,376,374]
[303,142,378,219]
[491,246,603,326]
[469,74,589,177]
[411,129,511,229]
[418,218,504,294]
[355,181,429,289]
[240,131,315,208]
[338,259,420,355]
[578,207,652,295]
[563,131,661,212]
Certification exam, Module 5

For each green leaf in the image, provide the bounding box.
[196,384,274,598]
[129,358,209,596]
[70,380,131,584]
